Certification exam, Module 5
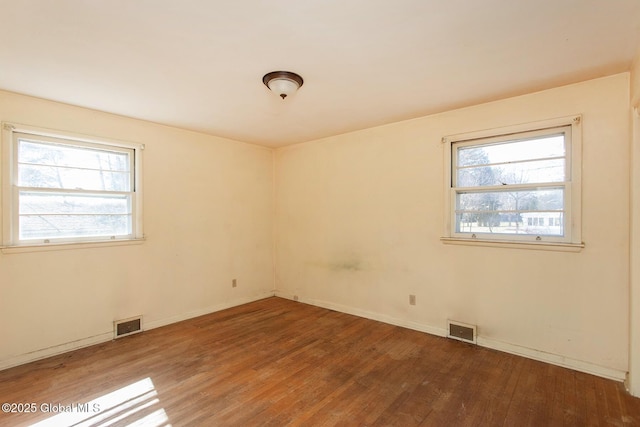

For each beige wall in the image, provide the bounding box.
[275,73,631,379]
[0,91,274,368]
[632,50,640,106]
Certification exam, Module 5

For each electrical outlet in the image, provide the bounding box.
[232,279,237,288]
[409,294,416,305]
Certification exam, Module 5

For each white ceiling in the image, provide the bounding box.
[0,1,639,147]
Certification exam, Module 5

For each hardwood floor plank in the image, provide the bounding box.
[1,297,639,427]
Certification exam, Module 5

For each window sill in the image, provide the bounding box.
[440,237,584,252]
[1,238,145,254]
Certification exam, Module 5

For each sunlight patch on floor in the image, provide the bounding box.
[29,377,171,427]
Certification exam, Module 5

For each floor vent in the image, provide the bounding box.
[447,320,477,344]
[114,316,142,339]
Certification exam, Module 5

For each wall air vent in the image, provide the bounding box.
[447,320,477,344]
[114,316,142,339]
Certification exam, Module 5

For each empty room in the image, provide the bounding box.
[2,1,640,426]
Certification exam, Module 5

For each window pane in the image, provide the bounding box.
[18,164,131,191]
[19,214,131,240]
[19,192,130,215]
[18,139,131,191]
[18,192,132,240]
[455,188,564,237]
[457,134,565,167]
[454,212,564,236]
[19,140,130,171]
[457,158,565,187]
[456,188,564,212]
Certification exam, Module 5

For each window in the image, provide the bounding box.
[442,116,582,248]
[2,123,143,248]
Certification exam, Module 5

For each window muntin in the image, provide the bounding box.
[2,125,143,247]
[450,126,572,242]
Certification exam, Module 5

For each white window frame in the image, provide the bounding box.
[1,122,144,251]
[441,115,583,251]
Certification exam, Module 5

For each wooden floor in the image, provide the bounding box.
[1,297,639,426]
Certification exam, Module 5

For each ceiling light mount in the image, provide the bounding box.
[263,71,304,99]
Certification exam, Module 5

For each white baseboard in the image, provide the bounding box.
[0,332,114,371]
[477,337,626,382]
[144,291,275,331]
[0,291,275,371]
[275,291,627,382]
[274,291,447,338]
